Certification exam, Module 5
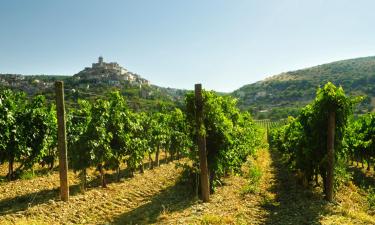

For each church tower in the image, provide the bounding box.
[98,56,103,64]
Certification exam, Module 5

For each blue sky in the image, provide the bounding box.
[1,0,375,92]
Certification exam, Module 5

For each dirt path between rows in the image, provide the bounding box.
[262,149,375,225]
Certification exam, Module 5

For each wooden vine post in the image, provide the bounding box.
[325,111,336,202]
[55,81,69,202]
[195,84,210,202]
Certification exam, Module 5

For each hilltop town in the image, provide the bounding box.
[0,56,150,94]
[74,56,150,87]
[0,57,187,109]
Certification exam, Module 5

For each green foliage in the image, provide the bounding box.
[0,90,25,174]
[19,170,37,180]
[367,188,375,210]
[87,99,113,169]
[66,91,188,188]
[269,82,355,194]
[334,158,353,191]
[344,113,375,167]
[0,86,258,195]
[67,99,93,172]
[149,111,170,157]
[41,104,58,169]
[106,91,129,171]
[20,95,57,171]
[168,108,191,160]
[248,165,262,184]
[123,112,147,174]
[0,89,56,179]
[185,90,261,191]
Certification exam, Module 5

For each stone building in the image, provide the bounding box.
[74,56,150,85]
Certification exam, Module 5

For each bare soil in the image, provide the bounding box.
[0,149,374,225]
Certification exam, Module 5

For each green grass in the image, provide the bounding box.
[241,164,262,195]
[19,170,36,180]
[367,187,375,210]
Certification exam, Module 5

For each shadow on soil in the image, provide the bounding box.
[0,183,82,216]
[109,178,196,225]
[0,158,180,218]
[348,164,375,189]
[91,157,174,186]
[262,149,328,225]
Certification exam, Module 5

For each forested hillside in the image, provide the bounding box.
[232,56,375,119]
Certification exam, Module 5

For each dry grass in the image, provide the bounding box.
[320,164,375,225]
[0,149,374,224]
[0,155,188,225]
[155,149,272,225]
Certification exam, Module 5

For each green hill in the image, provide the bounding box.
[0,56,189,111]
[232,56,375,119]
[0,74,187,112]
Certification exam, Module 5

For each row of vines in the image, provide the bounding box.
[0,90,57,180]
[0,87,261,194]
[254,119,288,129]
[345,113,375,171]
[268,82,374,200]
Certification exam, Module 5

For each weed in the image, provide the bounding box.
[334,159,353,191]
[241,165,262,195]
[20,170,36,180]
[367,187,375,210]
[201,214,234,224]
[1,218,49,225]
[201,214,222,224]
[260,193,278,209]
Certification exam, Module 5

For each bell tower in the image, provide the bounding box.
[98,56,103,64]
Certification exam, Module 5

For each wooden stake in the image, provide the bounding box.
[195,84,210,202]
[55,81,69,202]
[325,111,335,202]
